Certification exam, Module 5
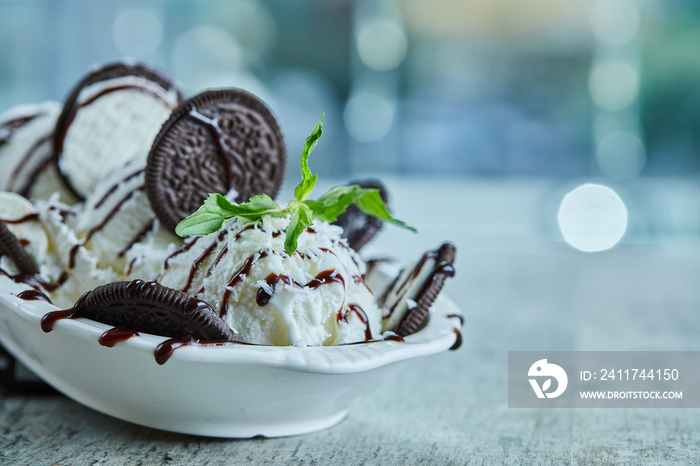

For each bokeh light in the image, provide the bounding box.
[557,184,628,252]
[588,60,639,111]
[112,8,163,58]
[170,26,242,90]
[344,91,395,142]
[590,0,640,47]
[356,20,407,72]
[199,0,276,61]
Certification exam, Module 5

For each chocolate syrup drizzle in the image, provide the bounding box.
[207,245,229,277]
[154,334,251,365]
[7,135,53,194]
[377,268,403,309]
[186,225,304,304]
[1,269,69,294]
[1,110,54,197]
[255,269,346,308]
[255,273,291,307]
[446,314,464,351]
[234,223,257,240]
[352,274,373,294]
[94,169,144,209]
[308,269,346,290]
[176,231,372,340]
[447,314,464,326]
[22,262,405,365]
[17,289,52,303]
[57,84,176,156]
[381,251,456,322]
[338,304,372,341]
[254,268,374,341]
[15,149,56,198]
[69,186,147,268]
[2,184,156,301]
[395,258,455,326]
[86,187,145,243]
[163,237,200,271]
[0,113,40,147]
[126,257,138,276]
[218,250,269,316]
[450,328,462,351]
[364,257,395,278]
[180,230,228,293]
[3,215,424,366]
[117,218,155,258]
[394,251,438,300]
[1,213,40,224]
[40,307,80,332]
[335,241,362,269]
[98,326,140,347]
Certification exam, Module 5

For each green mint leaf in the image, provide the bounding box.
[176,193,284,237]
[285,201,314,255]
[355,190,418,233]
[294,115,324,202]
[304,185,366,222]
[177,114,415,250]
[305,184,416,233]
[233,194,286,224]
[175,194,237,237]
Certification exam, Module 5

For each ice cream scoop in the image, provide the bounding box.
[0,63,456,351]
[0,102,77,203]
[159,216,381,346]
[54,61,182,199]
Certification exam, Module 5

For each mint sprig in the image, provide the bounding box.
[175,115,416,255]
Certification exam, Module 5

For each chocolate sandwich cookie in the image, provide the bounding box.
[0,220,39,275]
[146,89,286,233]
[42,279,236,341]
[333,180,388,251]
[53,61,183,199]
[380,242,456,337]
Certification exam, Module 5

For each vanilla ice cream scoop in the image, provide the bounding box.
[159,216,382,346]
[66,153,177,280]
[0,192,48,275]
[0,102,77,203]
[0,75,445,350]
[54,62,182,198]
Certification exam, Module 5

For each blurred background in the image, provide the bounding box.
[1,0,700,251]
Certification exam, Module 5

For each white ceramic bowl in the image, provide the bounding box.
[0,274,462,438]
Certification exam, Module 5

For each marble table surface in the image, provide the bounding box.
[3,177,700,465]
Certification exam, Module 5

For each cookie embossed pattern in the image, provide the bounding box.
[0,60,462,437]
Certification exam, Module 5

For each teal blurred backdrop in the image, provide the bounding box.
[3,0,698,180]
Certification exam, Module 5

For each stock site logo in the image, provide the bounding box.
[528,359,568,399]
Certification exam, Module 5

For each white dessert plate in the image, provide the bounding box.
[0,274,462,438]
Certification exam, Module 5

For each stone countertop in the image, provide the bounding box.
[3,177,700,464]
